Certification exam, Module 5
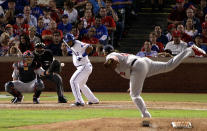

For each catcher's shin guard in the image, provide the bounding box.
[5,82,23,103]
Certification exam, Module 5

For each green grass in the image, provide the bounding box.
[1,92,207,102]
[1,108,207,130]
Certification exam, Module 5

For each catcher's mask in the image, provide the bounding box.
[22,50,34,64]
[34,42,45,55]
[103,45,114,55]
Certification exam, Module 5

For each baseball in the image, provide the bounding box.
[61,63,65,67]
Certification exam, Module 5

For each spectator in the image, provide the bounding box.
[184,18,198,37]
[99,7,116,45]
[42,20,63,46]
[105,0,118,22]
[100,7,116,32]
[136,41,158,57]
[70,25,79,40]
[6,45,22,56]
[15,0,29,12]
[73,0,87,18]
[205,14,207,23]
[177,24,193,43]
[5,24,14,38]
[0,12,6,25]
[89,0,105,15]
[18,33,33,53]
[85,2,93,11]
[81,9,95,29]
[36,17,45,37]
[13,13,29,37]
[0,32,10,56]
[82,27,99,44]
[201,22,207,45]
[58,14,72,36]
[154,25,168,45]
[167,0,186,25]
[149,32,164,53]
[94,15,108,45]
[23,6,37,27]
[61,43,71,56]
[42,7,52,29]
[64,0,78,24]
[82,27,102,56]
[28,26,40,47]
[30,0,43,19]
[46,30,62,56]
[189,33,207,54]
[0,5,4,15]
[183,8,202,33]
[165,30,188,56]
[166,24,176,41]
[49,0,61,24]
[4,0,20,24]
[195,0,207,24]
[77,20,87,40]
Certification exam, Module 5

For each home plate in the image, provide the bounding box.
[171,121,192,129]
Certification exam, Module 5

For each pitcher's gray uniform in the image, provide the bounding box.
[106,45,206,117]
[70,40,99,105]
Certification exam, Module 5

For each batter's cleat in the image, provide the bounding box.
[33,97,40,104]
[58,96,68,103]
[70,102,84,107]
[191,45,206,56]
[87,102,99,105]
[11,96,24,104]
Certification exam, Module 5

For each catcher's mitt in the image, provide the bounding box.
[104,58,119,69]
[48,60,61,74]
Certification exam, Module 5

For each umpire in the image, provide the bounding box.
[33,42,67,103]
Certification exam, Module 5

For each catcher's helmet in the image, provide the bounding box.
[103,45,114,54]
[64,33,75,43]
[35,42,45,48]
[22,50,34,58]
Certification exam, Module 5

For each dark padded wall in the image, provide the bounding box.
[0,61,207,93]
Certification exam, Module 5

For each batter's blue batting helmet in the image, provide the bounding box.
[64,33,75,43]
[103,45,114,54]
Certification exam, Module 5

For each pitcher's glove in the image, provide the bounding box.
[104,58,119,70]
[48,60,61,74]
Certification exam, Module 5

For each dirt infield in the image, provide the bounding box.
[16,118,207,131]
[1,101,207,110]
[1,101,207,131]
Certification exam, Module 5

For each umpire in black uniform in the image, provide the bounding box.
[33,42,67,103]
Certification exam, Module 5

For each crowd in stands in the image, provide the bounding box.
[0,0,207,58]
[136,0,207,58]
[0,0,135,57]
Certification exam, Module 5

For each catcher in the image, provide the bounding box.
[33,42,67,103]
[104,44,206,117]
[5,50,46,104]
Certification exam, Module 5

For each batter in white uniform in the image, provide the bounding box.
[64,33,99,106]
[103,45,206,117]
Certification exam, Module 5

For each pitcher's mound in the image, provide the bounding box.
[16,118,207,131]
